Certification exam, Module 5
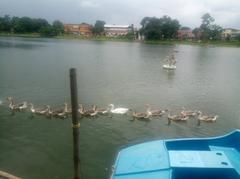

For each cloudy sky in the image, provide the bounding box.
[1,0,240,29]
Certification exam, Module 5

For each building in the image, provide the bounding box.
[177,28,195,40]
[64,23,93,37]
[222,28,240,40]
[104,24,134,37]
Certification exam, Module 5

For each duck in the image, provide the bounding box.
[197,111,218,125]
[56,110,67,119]
[131,105,151,121]
[29,103,36,116]
[52,103,69,119]
[29,103,49,116]
[95,105,109,115]
[81,105,98,117]
[180,107,197,117]
[132,111,151,121]
[109,104,129,114]
[57,103,70,118]
[7,97,28,112]
[149,106,168,117]
[18,101,28,111]
[78,104,84,115]
[7,97,19,111]
[64,103,72,115]
[167,113,189,125]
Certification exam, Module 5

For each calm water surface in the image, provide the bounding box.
[0,37,240,179]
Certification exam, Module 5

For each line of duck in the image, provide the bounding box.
[2,97,218,125]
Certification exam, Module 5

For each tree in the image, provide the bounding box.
[32,18,49,32]
[0,15,11,32]
[160,16,180,39]
[209,24,223,40]
[141,17,162,40]
[199,13,222,40]
[39,26,57,37]
[192,28,201,40]
[140,16,180,40]
[180,27,191,30]
[92,20,105,35]
[236,34,240,41]
[52,20,64,35]
[0,15,62,36]
[140,17,152,29]
[201,13,214,27]
[11,17,22,33]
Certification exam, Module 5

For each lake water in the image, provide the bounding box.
[0,37,240,179]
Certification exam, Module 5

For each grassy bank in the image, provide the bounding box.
[0,32,41,38]
[144,39,240,47]
[56,34,134,42]
[1,33,240,47]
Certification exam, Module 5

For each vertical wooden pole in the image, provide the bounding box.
[70,68,81,179]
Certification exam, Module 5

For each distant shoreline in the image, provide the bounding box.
[1,33,240,47]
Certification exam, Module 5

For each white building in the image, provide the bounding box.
[104,24,134,37]
[222,28,240,40]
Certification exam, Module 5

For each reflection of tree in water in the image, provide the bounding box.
[0,41,45,50]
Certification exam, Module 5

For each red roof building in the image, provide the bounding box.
[177,29,195,40]
[64,23,93,37]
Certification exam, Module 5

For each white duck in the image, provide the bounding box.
[7,97,27,112]
[18,101,28,111]
[29,103,49,116]
[57,103,70,118]
[109,104,129,114]
[78,104,97,117]
[78,104,84,115]
[49,103,69,119]
[95,105,109,115]
[62,103,71,115]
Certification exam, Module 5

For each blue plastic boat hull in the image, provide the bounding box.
[111,130,240,179]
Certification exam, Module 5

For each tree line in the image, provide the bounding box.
[0,15,64,36]
[140,13,224,41]
[92,13,225,41]
[0,13,229,40]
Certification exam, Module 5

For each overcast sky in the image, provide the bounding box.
[1,0,240,29]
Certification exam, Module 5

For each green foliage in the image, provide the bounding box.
[140,16,180,40]
[199,13,222,40]
[52,20,64,35]
[125,31,135,40]
[209,24,223,40]
[0,15,11,32]
[201,13,214,27]
[180,27,191,30]
[92,20,105,35]
[39,26,58,37]
[10,17,49,33]
[0,14,63,36]
[192,28,201,40]
[236,34,240,41]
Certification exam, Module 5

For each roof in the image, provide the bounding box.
[104,24,131,28]
[64,23,92,27]
[223,28,240,32]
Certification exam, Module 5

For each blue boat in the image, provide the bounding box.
[111,130,240,179]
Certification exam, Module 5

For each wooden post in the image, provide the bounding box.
[70,68,81,179]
